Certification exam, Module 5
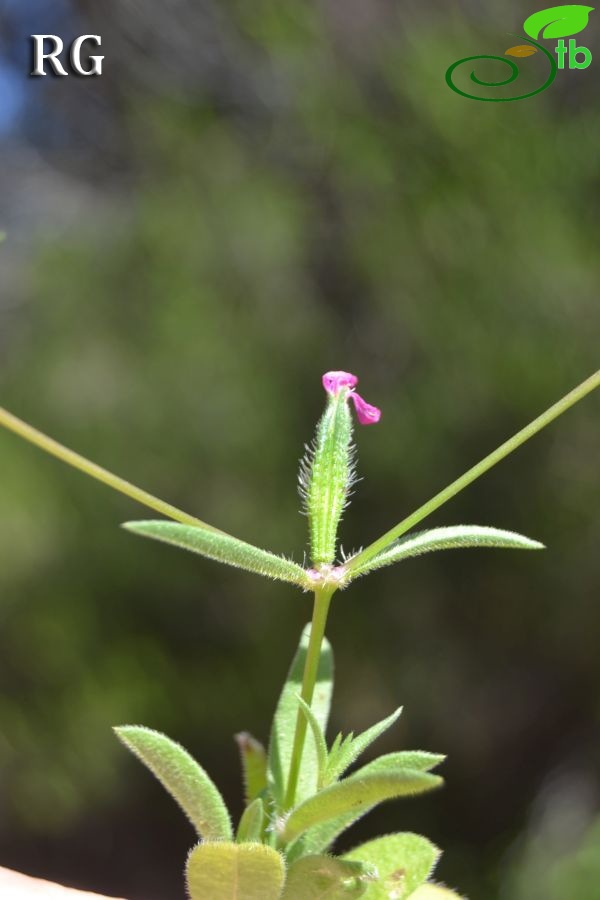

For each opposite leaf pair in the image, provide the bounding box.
[124,519,543,590]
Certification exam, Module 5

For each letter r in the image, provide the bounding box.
[30,35,68,76]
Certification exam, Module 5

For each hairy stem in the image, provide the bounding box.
[284,587,334,811]
[347,369,600,573]
[0,405,225,533]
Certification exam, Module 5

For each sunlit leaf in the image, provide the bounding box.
[523,5,594,39]
[285,754,444,860]
[268,624,333,810]
[114,726,232,840]
[505,45,538,57]
[281,855,375,899]
[343,833,440,900]
[186,842,285,900]
[285,756,442,861]
[280,769,442,843]
[123,520,308,587]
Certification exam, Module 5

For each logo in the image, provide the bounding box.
[446,4,593,101]
[30,35,104,77]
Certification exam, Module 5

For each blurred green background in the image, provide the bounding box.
[0,2,599,898]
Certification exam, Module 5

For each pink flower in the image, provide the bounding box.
[322,370,381,426]
[322,371,358,394]
[349,391,381,425]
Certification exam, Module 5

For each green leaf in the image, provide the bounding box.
[285,754,443,861]
[280,769,442,844]
[357,752,446,777]
[123,520,308,587]
[237,798,265,843]
[282,854,375,899]
[235,732,268,805]
[409,887,464,899]
[343,833,440,900]
[324,707,403,784]
[347,526,543,579]
[114,726,232,841]
[268,624,334,810]
[297,696,329,788]
[523,5,594,40]
[186,842,285,900]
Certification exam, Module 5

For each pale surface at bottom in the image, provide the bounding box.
[0,867,125,899]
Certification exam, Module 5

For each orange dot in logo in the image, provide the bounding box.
[505,45,539,57]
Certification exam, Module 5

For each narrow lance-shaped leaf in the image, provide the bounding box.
[123,520,308,587]
[268,624,333,809]
[324,706,403,784]
[297,696,329,789]
[347,525,544,580]
[357,751,446,777]
[236,798,264,844]
[186,842,285,900]
[281,854,375,899]
[279,769,442,844]
[342,833,440,900]
[285,750,444,860]
[114,726,232,841]
[235,732,268,805]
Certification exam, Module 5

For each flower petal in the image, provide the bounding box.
[350,391,381,425]
[322,371,358,395]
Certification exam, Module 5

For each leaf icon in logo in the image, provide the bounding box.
[523,5,594,40]
[505,45,539,56]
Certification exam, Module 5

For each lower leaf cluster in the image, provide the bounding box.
[115,624,464,899]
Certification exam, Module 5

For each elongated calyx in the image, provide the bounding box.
[300,371,381,567]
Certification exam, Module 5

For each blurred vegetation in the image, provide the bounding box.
[0,1,599,898]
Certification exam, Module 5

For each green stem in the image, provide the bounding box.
[347,369,600,574]
[284,587,334,811]
[0,404,225,533]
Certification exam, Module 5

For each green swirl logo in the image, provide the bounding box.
[446,5,594,101]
